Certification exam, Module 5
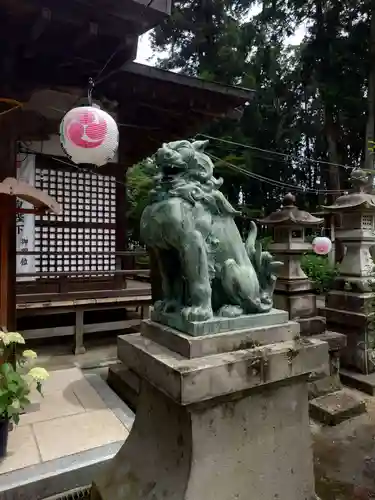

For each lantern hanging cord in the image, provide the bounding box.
[93,1,156,86]
[87,78,95,106]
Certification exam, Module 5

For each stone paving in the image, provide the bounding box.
[0,367,130,476]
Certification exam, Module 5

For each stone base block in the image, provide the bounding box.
[340,369,375,396]
[312,331,347,352]
[326,290,373,311]
[331,276,375,293]
[325,307,370,330]
[324,308,375,373]
[299,316,326,336]
[92,380,318,500]
[91,320,327,500]
[274,292,317,319]
[141,318,300,358]
[150,308,288,336]
[309,389,366,426]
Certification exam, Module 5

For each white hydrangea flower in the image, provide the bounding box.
[22,349,38,360]
[0,331,25,345]
[27,367,49,382]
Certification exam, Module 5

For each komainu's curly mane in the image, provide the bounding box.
[149,140,239,217]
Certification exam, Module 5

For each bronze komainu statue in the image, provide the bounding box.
[140,139,282,322]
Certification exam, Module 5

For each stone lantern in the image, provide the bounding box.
[259,193,366,423]
[324,169,375,380]
[258,193,325,335]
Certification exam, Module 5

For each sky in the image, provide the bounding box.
[135,23,307,66]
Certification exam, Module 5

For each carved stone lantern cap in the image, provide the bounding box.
[258,193,323,227]
[323,168,375,211]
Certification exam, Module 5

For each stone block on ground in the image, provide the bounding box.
[309,389,366,426]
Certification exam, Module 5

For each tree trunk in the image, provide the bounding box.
[313,0,344,261]
[324,108,341,203]
[364,5,375,190]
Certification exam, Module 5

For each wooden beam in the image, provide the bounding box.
[30,8,51,42]
[0,115,17,331]
[24,8,52,59]
[73,21,98,50]
[116,101,130,281]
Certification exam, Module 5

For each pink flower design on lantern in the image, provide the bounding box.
[64,108,107,149]
[312,236,332,255]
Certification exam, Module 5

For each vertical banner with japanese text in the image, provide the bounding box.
[16,154,36,281]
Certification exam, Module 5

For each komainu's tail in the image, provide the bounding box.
[245,221,257,258]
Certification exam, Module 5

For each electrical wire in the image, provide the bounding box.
[208,153,345,194]
[19,141,345,196]
[196,133,352,171]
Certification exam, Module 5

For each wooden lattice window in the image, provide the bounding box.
[34,158,116,278]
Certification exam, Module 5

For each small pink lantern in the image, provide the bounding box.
[60,105,119,167]
[312,236,332,255]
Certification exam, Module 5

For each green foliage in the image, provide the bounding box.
[0,363,31,425]
[147,0,375,213]
[259,235,273,251]
[301,253,339,294]
[127,161,156,241]
[136,255,150,268]
[0,332,48,425]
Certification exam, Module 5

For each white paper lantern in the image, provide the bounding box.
[312,236,332,255]
[59,106,119,167]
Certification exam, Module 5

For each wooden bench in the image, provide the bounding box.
[16,294,151,354]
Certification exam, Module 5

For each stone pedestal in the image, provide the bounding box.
[92,313,327,500]
[273,280,326,336]
[326,283,375,373]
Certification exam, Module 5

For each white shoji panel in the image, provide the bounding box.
[34,166,116,277]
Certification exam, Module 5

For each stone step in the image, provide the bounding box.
[340,368,375,396]
[107,364,140,412]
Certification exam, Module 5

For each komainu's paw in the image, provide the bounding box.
[182,306,213,321]
[217,305,243,317]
